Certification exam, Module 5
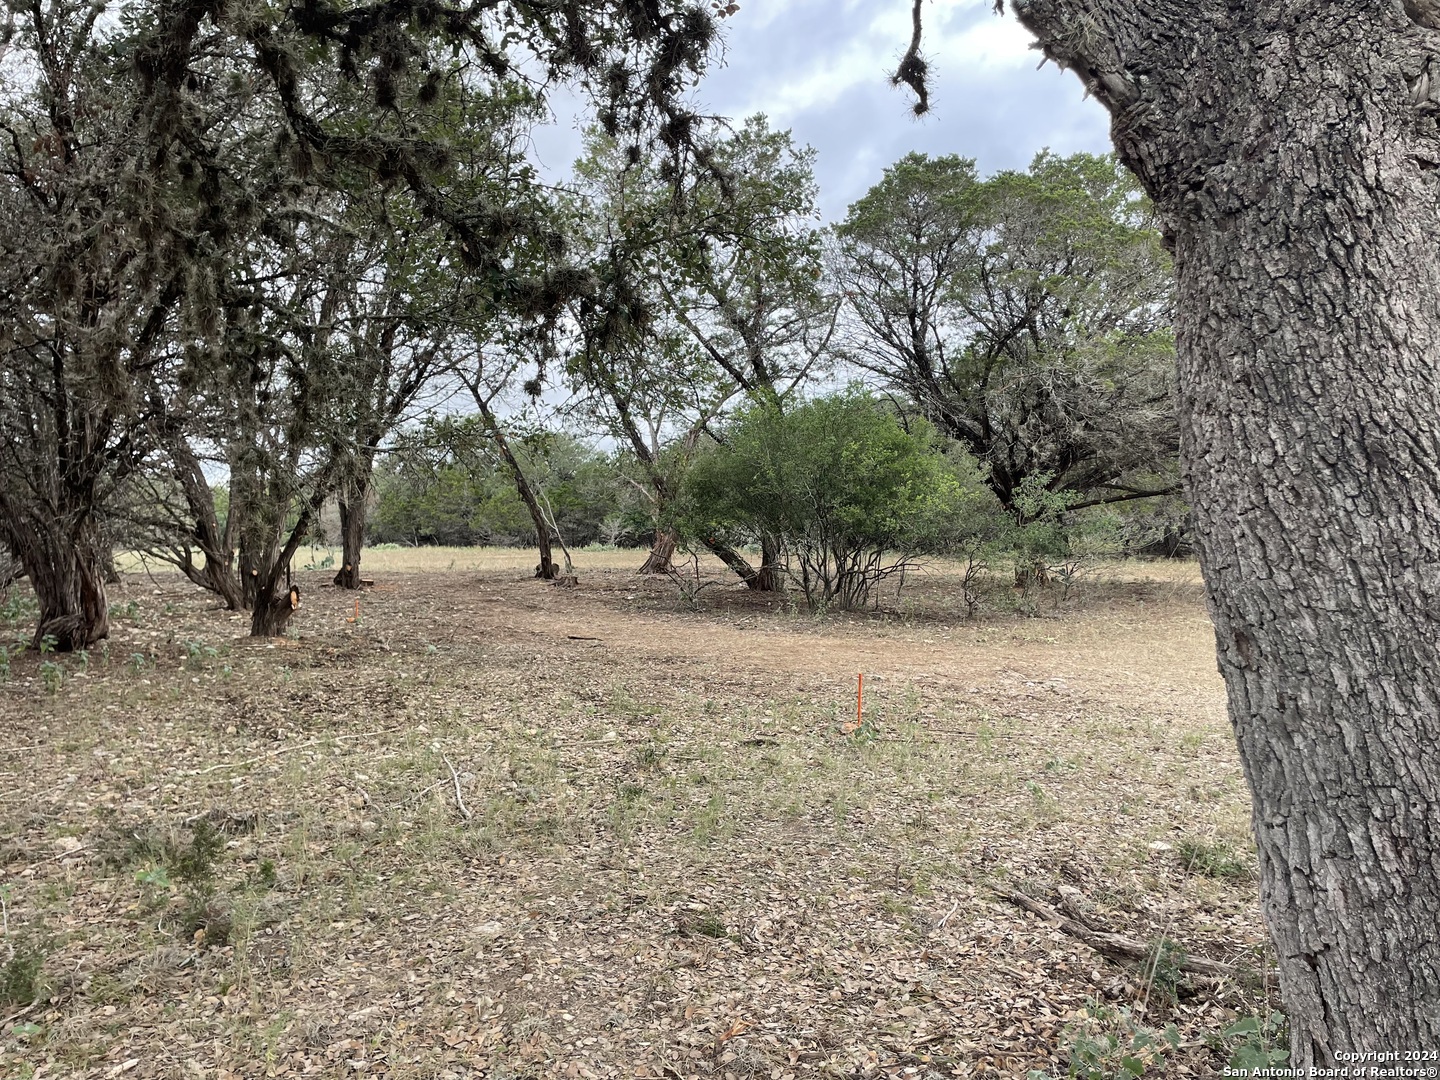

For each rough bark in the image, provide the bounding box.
[1007,0,1440,1059]
[700,534,785,591]
[0,549,24,590]
[3,514,111,650]
[252,583,301,637]
[752,534,784,592]
[638,526,678,575]
[333,471,373,590]
[170,438,244,609]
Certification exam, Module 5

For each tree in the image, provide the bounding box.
[898,0,1440,1059]
[0,0,729,648]
[683,391,961,611]
[0,2,200,649]
[568,117,836,586]
[835,151,1177,519]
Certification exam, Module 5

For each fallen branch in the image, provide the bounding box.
[442,754,471,821]
[995,886,1238,977]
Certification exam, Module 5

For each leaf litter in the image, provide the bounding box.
[0,556,1273,1077]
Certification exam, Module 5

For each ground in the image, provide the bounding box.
[0,548,1280,1079]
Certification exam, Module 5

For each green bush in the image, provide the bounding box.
[1216,1011,1289,1070]
[682,391,976,611]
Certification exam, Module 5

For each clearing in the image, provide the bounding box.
[0,549,1274,1078]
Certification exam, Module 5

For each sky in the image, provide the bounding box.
[528,0,1114,223]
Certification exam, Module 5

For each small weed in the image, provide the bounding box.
[635,741,668,771]
[0,645,9,683]
[676,911,729,940]
[109,599,140,621]
[253,859,279,890]
[1142,936,1189,1005]
[182,640,219,670]
[1027,1001,1179,1079]
[1177,837,1251,879]
[1,593,38,624]
[303,547,336,571]
[112,819,232,945]
[1,936,48,1006]
[1213,1011,1289,1070]
[135,865,173,910]
[38,660,62,694]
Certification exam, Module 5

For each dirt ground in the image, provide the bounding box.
[0,549,1279,1079]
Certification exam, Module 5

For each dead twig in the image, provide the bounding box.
[935,899,960,929]
[30,843,92,866]
[443,754,471,821]
[995,886,1238,977]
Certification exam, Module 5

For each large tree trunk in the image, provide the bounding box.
[333,472,372,590]
[699,534,784,591]
[251,583,300,637]
[6,516,110,651]
[752,533,783,592]
[1010,0,1440,1060]
[638,526,677,575]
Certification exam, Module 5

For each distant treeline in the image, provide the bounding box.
[366,431,649,550]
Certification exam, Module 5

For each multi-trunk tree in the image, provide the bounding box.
[835,150,1178,521]
[899,0,1440,1058]
[0,1,217,649]
[568,117,836,585]
[1,0,729,646]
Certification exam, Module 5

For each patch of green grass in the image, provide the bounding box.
[1,937,48,1006]
[1177,837,1251,880]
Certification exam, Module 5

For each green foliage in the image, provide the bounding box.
[0,593,37,627]
[1216,1012,1289,1070]
[182,641,220,670]
[1177,838,1252,880]
[373,422,632,549]
[1143,937,1189,1005]
[1028,1002,1180,1080]
[838,151,1177,517]
[0,937,47,1007]
[683,391,967,610]
[112,818,233,945]
[37,661,62,695]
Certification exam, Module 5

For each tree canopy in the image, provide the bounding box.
[835,150,1178,520]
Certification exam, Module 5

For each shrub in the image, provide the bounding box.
[682,391,971,611]
[1027,1002,1179,1080]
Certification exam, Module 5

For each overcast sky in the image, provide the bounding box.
[529,0,1113,223]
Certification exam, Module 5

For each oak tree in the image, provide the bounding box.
[899,0,1440,1058]
[835,151,1177,520]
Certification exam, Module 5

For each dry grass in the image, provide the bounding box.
[0,554,1275,1079]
